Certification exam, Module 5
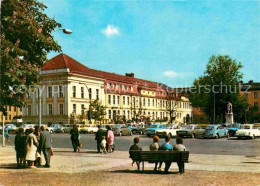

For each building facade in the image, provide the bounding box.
[0,106,22,123]
[22,53,193,125]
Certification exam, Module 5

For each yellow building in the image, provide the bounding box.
[22,53,193,125]
[0,106,22,123]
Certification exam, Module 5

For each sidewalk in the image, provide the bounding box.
[1,146,260,173]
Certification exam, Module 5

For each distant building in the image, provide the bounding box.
[0,106,22,123]
[22,53,193,125]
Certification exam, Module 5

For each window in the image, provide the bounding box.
[123,96,125,105]
[73,104,76,113]
[108,95,111,105]
[127,97,130,105]
[113,95,116,104]
[48,104,52,115]
[117,96,120,105]
[14,107,16,112]
[109,110,111,119]
[143,98,145,106]
[133,97,136,106]
[59,104,64,115]
[28,105,31,115]
[81,87,84,98]
[89,88,92,99]
[125,85,128,91]
[253,92,259,99]
[20,107,22,112]
[9,115,11,120]
[72,86,76,98]
[244,93,249,98]
[254,102,259,111]
[148,99,150,106]
[9,106,11,111]
[59,86,64,97]
[130,86,133,91]
[96,89,99,100]
[48,86,52,98]
[81,104,85,114]
[127,110,130,119]
[120,85,123,89]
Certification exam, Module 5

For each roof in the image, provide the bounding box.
[41,53,169,90]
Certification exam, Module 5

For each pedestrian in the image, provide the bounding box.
[14,128,26,168]
[34,127,42,166]
[40,125,52,168]
[4,127,10,142]
[173,137,186,174]
[70,125,80,152]
[95,125,103,153]
[106,125,114,153]
[101,136,107,154]
[129,137,142,170]
[150,135,162,172]
[160,135,173,173]
[25,128,38,168]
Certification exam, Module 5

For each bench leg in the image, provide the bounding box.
[137,162,140,171]
[142,161,144,172]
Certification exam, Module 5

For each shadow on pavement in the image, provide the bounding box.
[0,163,21,169]
[109,169,180,175]
[53,150,99,154]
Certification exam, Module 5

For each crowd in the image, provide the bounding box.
[14,125,52,168]
[129,136,186,174]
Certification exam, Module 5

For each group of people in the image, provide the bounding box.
[129,135,186,174]
[14,125,52,168]
[95,125,115,154]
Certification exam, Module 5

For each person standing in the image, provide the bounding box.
[173,137,186,174]
[70,125,80,152]
[40,125,52,168]
[160,135,173,173]
[25,128,38,168]
[14,128,26,168]
[106,125,114,153]
[34,127,42,166]
[95,125,103,153]
[4,127,10,142]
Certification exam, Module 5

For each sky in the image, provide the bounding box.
[43,0,260,87]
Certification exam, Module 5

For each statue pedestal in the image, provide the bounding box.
[226,113,234,124]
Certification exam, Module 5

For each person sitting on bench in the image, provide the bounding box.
[129,137,142,170]
[160,135,173,173]
[173,137,186,174]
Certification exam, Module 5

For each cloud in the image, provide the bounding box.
[163,70,193,78]
[102,25,120,37]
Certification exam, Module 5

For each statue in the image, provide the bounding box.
[227,102,233,114]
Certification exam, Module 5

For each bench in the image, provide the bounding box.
[129,150,189,171]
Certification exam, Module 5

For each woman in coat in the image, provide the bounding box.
[70,125,80,152]
[25,128,39,168]
[106,125,114,153]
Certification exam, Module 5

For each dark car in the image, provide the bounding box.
[131,124,149,135]
[112,124,133,136]
[176,124,205,138]
[227,123,244,137]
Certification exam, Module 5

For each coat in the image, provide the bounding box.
[26,133,38,161]
[107,130,114,146]
[95,129,103,143]
[41,130,52,149]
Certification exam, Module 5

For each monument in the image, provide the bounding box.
[225,102,234,124]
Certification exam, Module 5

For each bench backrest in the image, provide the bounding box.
[130,151,189,162]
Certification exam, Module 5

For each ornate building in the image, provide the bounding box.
[22,53,193,125]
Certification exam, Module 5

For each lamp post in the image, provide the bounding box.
[38,28,72,128]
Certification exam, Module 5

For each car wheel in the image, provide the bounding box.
[130,131,133,136]
[192,133,196,138]
[140,131,143,135]
[169,133,172,138]
[215,134,219,139]
[227,133,229,138]
[147,134,151,137]
[62,130,65,133]
[252,135,255,139]
[119,132,122,136]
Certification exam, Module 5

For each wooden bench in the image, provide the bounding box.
[129,150,189,171]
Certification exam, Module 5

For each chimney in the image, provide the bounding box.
[125,73,134,78]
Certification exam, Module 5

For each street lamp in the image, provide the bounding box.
[38,28,72,128]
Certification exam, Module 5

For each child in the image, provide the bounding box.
[101,136,107,154]
[129,137,142,170]
[173,137,186,174]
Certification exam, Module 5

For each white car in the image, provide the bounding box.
[80,125,98,134]
[155,125,181,138]
[235,124,260,139]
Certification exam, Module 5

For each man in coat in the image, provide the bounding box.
[95,125,103,153]
[40,125,52,168]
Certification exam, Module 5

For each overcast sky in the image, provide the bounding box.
[43,0,260,87]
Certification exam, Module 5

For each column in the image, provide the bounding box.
[54,86,57,115]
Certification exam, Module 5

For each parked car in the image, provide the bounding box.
[203,124,229,139]
[176,124,205,138]
[227,123,244,137]
[63,124,73,133]
[235,124,260,139]
[145,123,166,137]
[3,124,17,134]
[155,124,181,138]
[55,125,66,133]
[47,124,62,133]
[112,124,133,136]
[131,124,149,135]
[80,125,98,134]
[20,124,37,131]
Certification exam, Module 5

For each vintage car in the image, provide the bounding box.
[80,125,98,134]
[112,124,133,136]
[203,124,229,139]
[55,124,69,133]
[227,123,244,137]
[47,124,63,133]
[131,124,149,135]
[235,124,260,139]
[176,124,205,138]
[20,124,36,131]
[145,123,166,137]
[155,125,181,138]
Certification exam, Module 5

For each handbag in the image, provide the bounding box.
[50,148,54,156]
[36,152,41,158]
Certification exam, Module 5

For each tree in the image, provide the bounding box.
[89,100,106,123]
[1,0,62,113]
[166,93,178,123]
[189,55,249,123]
